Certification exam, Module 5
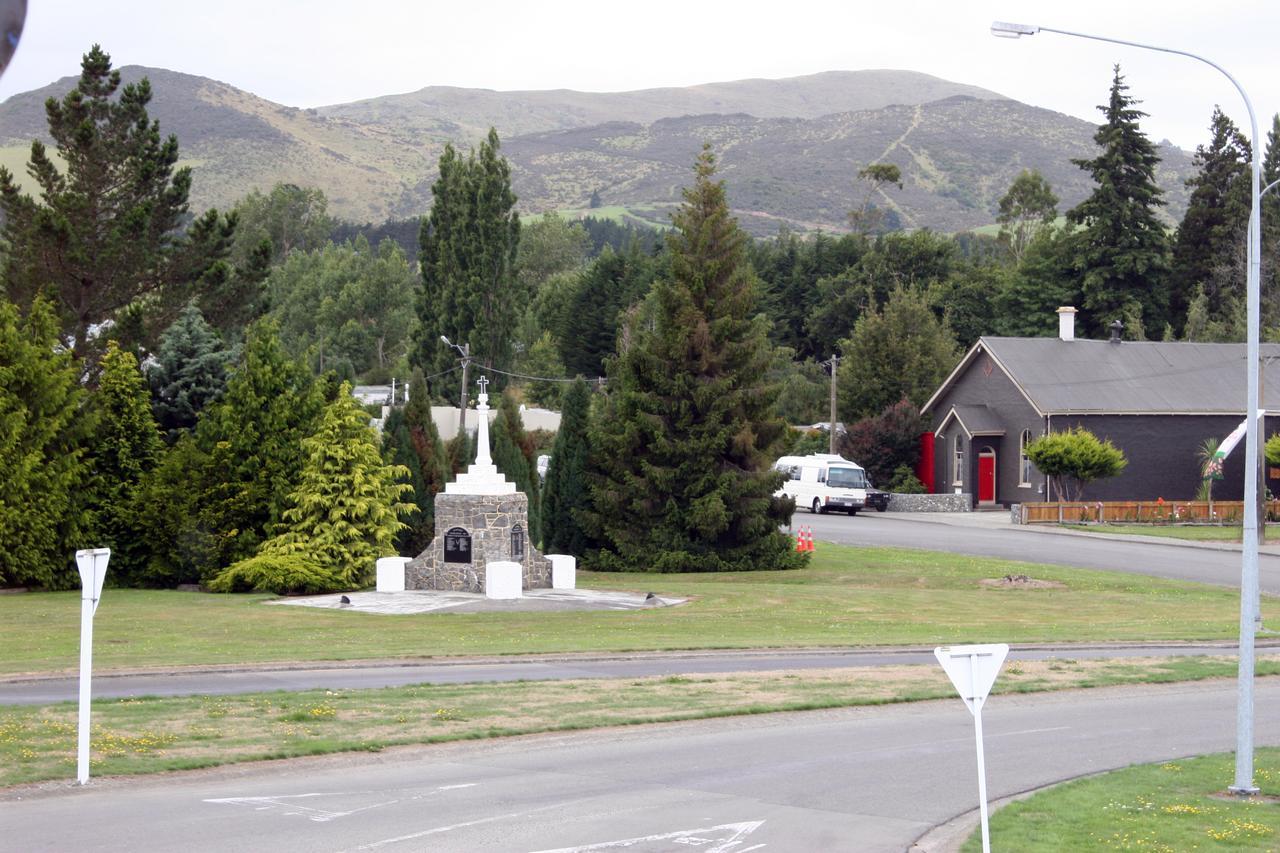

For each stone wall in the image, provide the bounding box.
[886,493,972,512]
[405,493,551,592]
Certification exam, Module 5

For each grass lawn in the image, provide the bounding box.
[4,657,1278,789]
[1,543,1273,675]
[965,748,1280,851]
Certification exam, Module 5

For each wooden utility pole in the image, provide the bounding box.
[457,342,471,441]
[826,353,841,454]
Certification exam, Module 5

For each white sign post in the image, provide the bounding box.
[934,643,1009,853]
[75,548,110,785]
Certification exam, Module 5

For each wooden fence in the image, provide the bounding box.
[1018,500,1280,525]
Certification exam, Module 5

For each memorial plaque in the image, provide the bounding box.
[511,524,525,560]
[444,527,472,563]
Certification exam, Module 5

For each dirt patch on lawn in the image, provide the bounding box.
[980,574,1067,590]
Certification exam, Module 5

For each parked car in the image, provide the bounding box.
[864,482,891,512]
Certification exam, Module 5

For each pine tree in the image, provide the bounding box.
[1067,66,1172,336]
[0,298,91,588]
[416,129,521,377]
[191,319,323,571]
[211,387,413,594]
[541,378,593,555]
[84,341,163,584]
[1171,107,1252,333]
[491,390,541,540]
[586,147,801,573]
[0,46,235,362]
[1262,115,1280,330]
[149,303,235,440]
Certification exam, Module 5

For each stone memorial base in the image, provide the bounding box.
[406,493,551,593]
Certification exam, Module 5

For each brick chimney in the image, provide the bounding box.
[1056,306,1077,341]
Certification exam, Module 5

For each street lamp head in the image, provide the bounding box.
[440,335,452,346]
[990,20,1039,38]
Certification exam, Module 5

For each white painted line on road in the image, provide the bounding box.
[529,820,766,852]
[346,801,568,851]
[203,792,398,823]
[204,783,481,823]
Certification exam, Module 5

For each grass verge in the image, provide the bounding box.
[2,543,1274,675]
[3,656,1279,789]
[965,747,1280,851]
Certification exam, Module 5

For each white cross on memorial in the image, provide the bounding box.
[476,375,489,397]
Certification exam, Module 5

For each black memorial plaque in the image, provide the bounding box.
[444,527,472,563]
[511,524,525,560]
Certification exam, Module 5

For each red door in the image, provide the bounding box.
[978,451,996,503]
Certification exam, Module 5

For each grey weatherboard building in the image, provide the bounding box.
[920,309,1280,506]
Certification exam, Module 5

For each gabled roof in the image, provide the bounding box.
[935,404,1006,438]
[922,337,1280,417]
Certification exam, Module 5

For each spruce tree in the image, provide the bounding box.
[1261,115,1280,329]
[1171,107,1252,333]
[0,298,90,588]
[149,303,234,440]
[1067,66,1172,336]
[83,342,163,584]
[541,378,593,556]
[0,46,235,362]
[586,147,800,573]
[491,390,541,540]
[416,129,521,378]
[211,387,413,594]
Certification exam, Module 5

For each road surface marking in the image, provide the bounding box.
[204,783,480,823]
[530,820,766,852]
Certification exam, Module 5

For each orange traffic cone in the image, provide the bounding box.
[807,526,816,552]
[795,527,805,552]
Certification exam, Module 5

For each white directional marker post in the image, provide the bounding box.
[934,643,1009,853]
[75,547,110,785]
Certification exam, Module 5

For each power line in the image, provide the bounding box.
[483,364,604,385]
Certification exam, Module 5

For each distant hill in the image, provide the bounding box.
[0,67,1193,233]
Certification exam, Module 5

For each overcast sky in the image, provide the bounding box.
[1,0,1277,152]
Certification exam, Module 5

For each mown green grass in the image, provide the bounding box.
[4,657,1277,789]
[1,543,1271,675]
[964,748,1280,852]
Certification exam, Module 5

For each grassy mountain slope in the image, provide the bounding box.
[0,67,1191,232]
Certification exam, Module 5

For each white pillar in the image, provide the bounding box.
[485,561,522,599]
[548,554,577,590]
[376,556,409,592]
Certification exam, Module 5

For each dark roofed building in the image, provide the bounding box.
[920,307,1280,505]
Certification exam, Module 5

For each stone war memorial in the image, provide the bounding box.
[404,377,552,593]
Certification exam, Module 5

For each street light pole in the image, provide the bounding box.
[992,20,1263,795]
[441,336,471,441]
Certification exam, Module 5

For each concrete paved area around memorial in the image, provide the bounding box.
[265,588,686,615]
[5,679,1278,852]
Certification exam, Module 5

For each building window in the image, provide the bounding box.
[953,436,965,485]
[1019,429,1033,486]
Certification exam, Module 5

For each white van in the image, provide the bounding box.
[773,454,869,515]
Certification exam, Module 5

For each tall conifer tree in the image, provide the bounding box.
[491,390,541,540]
[0,298,90,588]
[149,303,234,440]
[1067,66,1172,336]
[416,129,521,380]
[1171,107,1252,333]
[83,341,163,584]
[586,147,800,573]
[541,378,593,556]
[0,46,235,362]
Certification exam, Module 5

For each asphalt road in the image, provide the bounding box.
[1,643,1265,705]
[801,512,1280,594]
[6,680,1279,852]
